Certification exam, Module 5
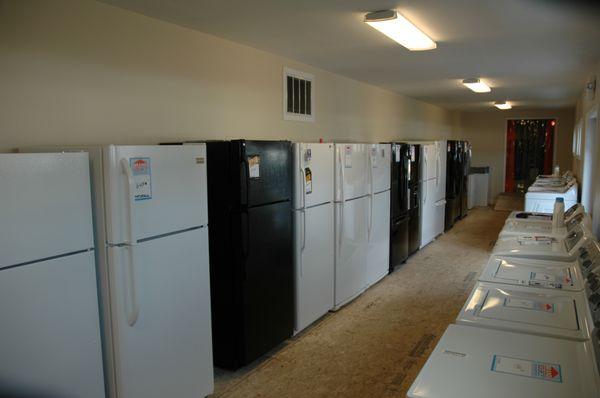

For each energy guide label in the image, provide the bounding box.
[491,355,562,383]
[130,157,152,201]
[345,146,352,168]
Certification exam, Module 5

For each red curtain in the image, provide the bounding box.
[505,120,517,193]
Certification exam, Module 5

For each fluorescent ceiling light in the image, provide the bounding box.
[462,78,491,93]
[365,10,436,51]
[494,101,512,110]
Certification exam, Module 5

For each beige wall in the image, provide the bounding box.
[0,0,461,153]
[458,108,575,203]
[573,61,600,237]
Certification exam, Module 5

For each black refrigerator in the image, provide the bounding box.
[445,140,470,230]
[460,141,471,219]
[389,143,420,271]
[206,140,294,370]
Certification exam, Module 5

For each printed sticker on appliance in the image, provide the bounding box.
[130,157,152,201]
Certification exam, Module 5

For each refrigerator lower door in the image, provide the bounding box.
[445,196,456,231]
[366,191,391,287]
[334,197,368,309]
[390,215,410,270]
[294,203,334,333]
[108,228,213,398]
[241,200,294,364]
[0,251,104,398]
[434,199,447,238]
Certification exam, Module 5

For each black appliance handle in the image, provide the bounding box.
[240,157,250,207]
[240,209,250,280]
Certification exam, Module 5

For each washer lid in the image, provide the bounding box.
[407,325,599,398]
[457,282,588,340]
[480,256,583,291]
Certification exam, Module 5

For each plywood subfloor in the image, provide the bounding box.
[212,207,509,398]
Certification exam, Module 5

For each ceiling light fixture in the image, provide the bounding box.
[462,78,491,93]
[494,101,512,110]
[364,10,436,51]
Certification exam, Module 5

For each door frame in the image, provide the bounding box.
[502,117,560,194]
[582,105,599,236]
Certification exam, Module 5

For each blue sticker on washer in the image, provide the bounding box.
[491,355,562,383]
[130,157,152,201]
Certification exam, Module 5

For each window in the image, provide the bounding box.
[573,121,583,158]
[283,67,315,122]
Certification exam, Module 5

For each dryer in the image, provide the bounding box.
[479,255,585,291]
[456,281,593,341]
[493,224,592,262]
[505,203,584,224]
[407,324,600,398]
[500,213,590,239]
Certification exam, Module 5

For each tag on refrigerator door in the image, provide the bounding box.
[305,167,312,194]
[345,146,352,168]
[394,146,400,163]
[248,155,260,178]
[130,157,152,201]
[371,147,378,168]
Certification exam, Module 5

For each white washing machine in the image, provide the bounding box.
[407,324,600,398]
[505,203,585,224]
[525,183,578,213]
[479,255,585,291]
[493,225,591,262]
[579,240,600,278]
[500,213,590,239]
[456,281,593,341]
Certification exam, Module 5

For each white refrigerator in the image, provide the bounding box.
[0,153,105,398]
[366,144,391,287]
[293,143,334,333]
[421,141,447,248]
[22,145,214,398]
[334,143,370,309]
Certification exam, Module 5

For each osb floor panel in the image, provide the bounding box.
[212,207,509,398]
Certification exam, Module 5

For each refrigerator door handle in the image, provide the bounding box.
[299,167,307,252]
[338,148,345,249]
[368,149,373,242]
[120,159,140,327]
[436,145,440,187]
[241,157,250,207]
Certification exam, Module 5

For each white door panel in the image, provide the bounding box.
[0,153,94,267]
[422,144,437,181]
[421,179,438,248]
[334,143,369,201]
[0,252,104,398]
[293,143,334,209]
[334,198,368,307]
[108,228,213,398]
[434,199,446,237]
[369,144,391,193]
[435,141,447,201]
[366,192,390,287]
[294,204,334,332]
[104,145,208,244]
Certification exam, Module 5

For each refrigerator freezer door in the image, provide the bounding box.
[107,227,213,398]
[104,145,208,244]
[422,144,437,182]
[434,141,447,202]
[335,143,369,201]
[294,203,335,333]
[334,197,368,308]
[390,144,409,220]
[293,143,334,209]
[366,191,391,287]
[0,251,104,398]
[421,179,438,248]
[0,153,94,268]
[369,144,391,193]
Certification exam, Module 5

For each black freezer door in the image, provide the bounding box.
[391,143,409,220]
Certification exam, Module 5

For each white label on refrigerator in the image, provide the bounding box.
[503,297,555,313]
[305,167,312,194]
[130,157,152,201]
[371,147,378,168]
[394,146,400,162]
[248,155,260,178]
[491,355,562,383]
[345,146,352,168]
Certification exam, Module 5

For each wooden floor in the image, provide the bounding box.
[212,207,509,397]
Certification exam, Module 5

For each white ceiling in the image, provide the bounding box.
[101,0,600,110]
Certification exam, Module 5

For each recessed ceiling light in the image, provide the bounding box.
[365,10,436,51]
[462,78,491,93]
[494,101,512,110]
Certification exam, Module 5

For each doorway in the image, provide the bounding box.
[582,110,599,238]
[505,119,555,193]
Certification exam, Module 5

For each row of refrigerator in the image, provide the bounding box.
[1,139,465,398]
[408,204,600,397]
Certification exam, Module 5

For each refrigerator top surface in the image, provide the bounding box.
[480,255,584,291]
[0,153,94,268]
[457,281,591,340]
[293,142,334,209]
[104,145,208,244]
[408,324,599,398]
